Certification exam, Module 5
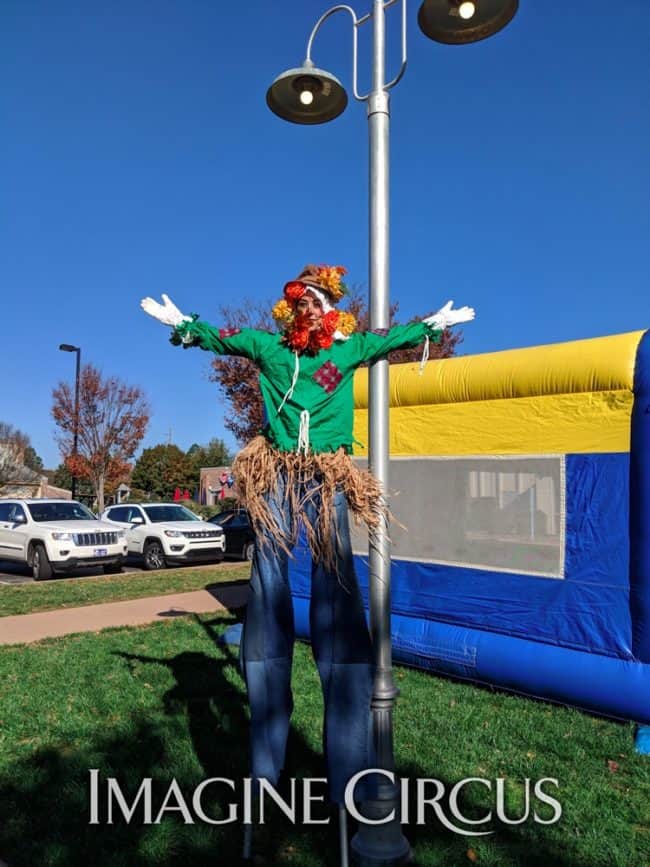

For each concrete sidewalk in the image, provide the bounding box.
[0,582,250,646]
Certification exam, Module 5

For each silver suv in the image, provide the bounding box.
[101,503,225,570]
[0,498,128,580]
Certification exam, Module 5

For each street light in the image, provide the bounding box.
[59,344,81,500]
[418,0,518,44]
[266,59,348,124]
[267,1,518,864]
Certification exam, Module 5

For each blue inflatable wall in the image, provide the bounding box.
[289,330,650,723]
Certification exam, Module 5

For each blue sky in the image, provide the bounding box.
[2,0,648,469]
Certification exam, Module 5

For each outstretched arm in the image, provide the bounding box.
[140,293,274,363]
[353,300,475,365]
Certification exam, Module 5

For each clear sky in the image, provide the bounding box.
[2,0,648,469]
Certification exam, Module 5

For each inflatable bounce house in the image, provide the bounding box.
[289,329,650,723]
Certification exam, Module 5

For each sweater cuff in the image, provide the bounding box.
[170,314,200,347]
[423,322,443,343]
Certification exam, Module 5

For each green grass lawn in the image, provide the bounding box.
[0,615,648,866]
[0,563,250,618]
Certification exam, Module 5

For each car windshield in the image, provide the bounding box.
[213,512,234,525]
[143,505,200,523]
[27,502,97,522]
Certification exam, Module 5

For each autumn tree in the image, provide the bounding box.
[52,365,149,512]
[209,290,462,446]
[131,444,196,501]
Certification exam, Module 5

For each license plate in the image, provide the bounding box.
[94,548,108,556]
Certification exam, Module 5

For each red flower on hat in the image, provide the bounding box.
[284,281,307,302]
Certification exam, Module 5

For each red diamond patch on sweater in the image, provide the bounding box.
[313,360,343,394]
[218,328,241,339]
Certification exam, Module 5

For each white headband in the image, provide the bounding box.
[304,285,333,314]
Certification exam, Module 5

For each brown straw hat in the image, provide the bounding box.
[295,264,323,290]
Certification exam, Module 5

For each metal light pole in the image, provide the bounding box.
[266,1,518,863]
[59,343,81,500]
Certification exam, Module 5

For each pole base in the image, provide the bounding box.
[349,787,411,866]
[350,830,411,866]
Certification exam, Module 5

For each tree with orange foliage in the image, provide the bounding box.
[51,365,150,512]
[209,290,462,446]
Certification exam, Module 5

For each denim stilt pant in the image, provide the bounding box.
[239,475,375,805]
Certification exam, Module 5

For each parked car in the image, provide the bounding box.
[0,498,128,580]
[208,509,255,561]
[101,502,225,570]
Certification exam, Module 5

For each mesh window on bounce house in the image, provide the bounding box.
[289,329,650,725]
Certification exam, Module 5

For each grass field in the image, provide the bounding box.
[0,563,250,618]
[0,615,648,866]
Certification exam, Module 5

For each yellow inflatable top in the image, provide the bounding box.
[352,330,646,456]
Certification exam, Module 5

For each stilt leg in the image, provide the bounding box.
[339,804,349,867]
[242,793,258,861]
[242,820,253,861]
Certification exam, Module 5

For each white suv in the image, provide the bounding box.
[0,498,128,580]
[101,503,225,570]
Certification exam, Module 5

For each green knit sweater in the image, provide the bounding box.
[172,319,440,454]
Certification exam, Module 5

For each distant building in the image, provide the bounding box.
[200,466,237,506]
[0,471,72,500]
[0,442,72,499]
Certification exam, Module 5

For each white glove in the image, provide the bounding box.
[424,300,475,330]
[140,293,191,328]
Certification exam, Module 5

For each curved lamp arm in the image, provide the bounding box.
[306,4,367,101]
[305,0,408,99]
[384,0,408,91]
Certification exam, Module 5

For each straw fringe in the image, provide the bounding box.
[231,436,387,572]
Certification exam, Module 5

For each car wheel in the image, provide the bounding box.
[243,542,255,562]
[32,544,53,581]
[103,563,123,575]
[143,541,167,570]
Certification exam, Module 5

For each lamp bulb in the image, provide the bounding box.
[458,1,476,19]
[299,90,314,106]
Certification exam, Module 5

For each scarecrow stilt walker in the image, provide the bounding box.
[141,264,474,814]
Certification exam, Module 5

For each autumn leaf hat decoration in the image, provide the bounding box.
[272,264,357,352]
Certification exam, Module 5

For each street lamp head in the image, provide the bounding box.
[266,60,348,125]
[59,343,79,352]
[418,0,518,45]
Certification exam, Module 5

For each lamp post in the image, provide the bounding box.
[267,1,518,863]
[59,344,81,500]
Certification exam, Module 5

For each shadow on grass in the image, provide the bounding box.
[0,615,340,867]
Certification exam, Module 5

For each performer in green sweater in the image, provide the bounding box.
[141,265,474,806]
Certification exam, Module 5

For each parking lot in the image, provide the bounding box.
[0,558,148,585]
[0,557,241,586]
